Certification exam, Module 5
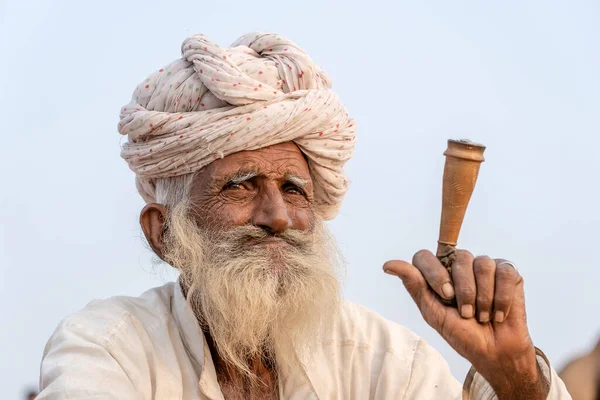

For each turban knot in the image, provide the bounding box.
[118,32,356,219]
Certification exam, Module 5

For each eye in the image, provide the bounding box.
[223,181,247,191]
[282,183,305,196]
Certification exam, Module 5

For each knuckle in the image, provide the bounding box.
[427,267,449,286]
[496,265,518,281]
[452,259,472,273]
[476,290,492,304]
[411,250,450,289]
[458,287,476,301]
[476,296,492,310]
[412,249,431,265]
[494,295,512,309]
[455,249,474,262]
[431,266,446,278]
[474,257,495,274]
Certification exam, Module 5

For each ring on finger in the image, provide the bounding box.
[497,260,518,273]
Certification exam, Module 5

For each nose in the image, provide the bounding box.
[252,185,292,235]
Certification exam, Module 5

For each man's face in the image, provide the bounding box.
[159,141,340,378]
[188,141,315,234]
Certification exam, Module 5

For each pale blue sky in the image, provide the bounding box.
[1,0,599,397]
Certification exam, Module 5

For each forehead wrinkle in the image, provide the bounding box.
[206,159,259,184]
[221,155,309,177]
[202,144,312,187]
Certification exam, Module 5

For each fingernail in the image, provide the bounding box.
[383,269,398,277]
[441,283,455,299]
[479,311,490,323]
[495,311,505,323]
[461,304,474,318]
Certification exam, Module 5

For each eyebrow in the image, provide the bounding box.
[225,170,258,185]
[222,170,310,188]
[284,173,310,189]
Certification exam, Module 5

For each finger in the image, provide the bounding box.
[383,260,459,331]
[411,250,455,300]
[451,250,476,319]
[505,274,527,328]
[492,259,521,323]
[473,256,496,323]
[383,260,428,307]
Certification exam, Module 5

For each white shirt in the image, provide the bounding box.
[38,282,571,399]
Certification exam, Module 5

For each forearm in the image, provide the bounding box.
[465,348,572,400]
[478,347,549,400]
[489,360,549,400]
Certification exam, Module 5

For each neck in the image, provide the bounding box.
[204,327,279,400]
[180,281,279,398]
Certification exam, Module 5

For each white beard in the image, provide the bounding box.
[162,202,343,380]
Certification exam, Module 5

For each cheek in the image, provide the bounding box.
[289,206,315,231]
[193,197,254,230]
[283,193,315,231]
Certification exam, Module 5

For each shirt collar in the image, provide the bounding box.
[170,279,319,399]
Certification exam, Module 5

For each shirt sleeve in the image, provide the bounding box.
[37,316,140,399]
[401,340,572,400]
[463,348,573,399]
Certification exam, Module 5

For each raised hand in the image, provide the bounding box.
[384,249,549,400]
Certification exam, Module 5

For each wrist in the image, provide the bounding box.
[478,348,549,400]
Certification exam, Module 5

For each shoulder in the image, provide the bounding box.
[39,283,179,397]
[335,301,422,354]
[44,282,176,350]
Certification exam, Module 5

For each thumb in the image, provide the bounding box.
[383,260,429,308]
[383,260,453,332]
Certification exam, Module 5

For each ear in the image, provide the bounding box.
[140,203,168,260]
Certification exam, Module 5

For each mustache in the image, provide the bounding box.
[213,224,314,250]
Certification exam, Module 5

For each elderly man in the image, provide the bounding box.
[38,33,570,399]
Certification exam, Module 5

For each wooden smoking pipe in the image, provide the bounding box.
[437,139,486,305]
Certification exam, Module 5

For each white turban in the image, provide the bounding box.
[118,32,356,219]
